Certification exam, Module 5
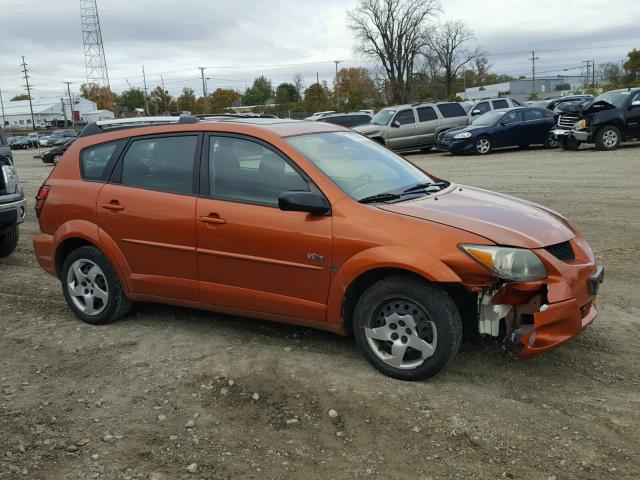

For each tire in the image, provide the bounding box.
[475,136,492,155]
[353,275,463,381]
[544,132,559,149]
[594,125,621,151]
[0,225,19,258]
[60,245,133,325]
[53,154,62,164]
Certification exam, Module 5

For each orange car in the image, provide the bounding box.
[33,116,604,380]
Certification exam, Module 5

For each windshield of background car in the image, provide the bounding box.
[371,109,395,125]
[594,91,630,107]
[472,110,506,126]
[285,131,435,201]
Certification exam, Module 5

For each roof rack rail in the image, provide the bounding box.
[79,115,199,137]
[195,113,278,119]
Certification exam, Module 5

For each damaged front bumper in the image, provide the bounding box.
[551,127,589,142]
[476,235,603,356]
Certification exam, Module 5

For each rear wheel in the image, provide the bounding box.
[0,225,19,257]
[61,246,133,325]
[544,131,559,149]
[594,125,621,150]
[353,275,462,381]
[475,136,492,155]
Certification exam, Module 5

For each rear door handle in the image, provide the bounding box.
[199,213,226,225]
[101,201,125,211]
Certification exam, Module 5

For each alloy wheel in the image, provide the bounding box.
[364,299,437,370]
[602,129,618,148]
[476,138,491,154]
[66,259,109,315]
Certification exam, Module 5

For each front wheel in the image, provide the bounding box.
[475,136,492,155]
[0,225,19,257]
[61,246,133,325]
[595,125,621,150]
[353,276,462,381]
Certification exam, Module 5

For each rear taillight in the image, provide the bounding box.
[35,185,50,218]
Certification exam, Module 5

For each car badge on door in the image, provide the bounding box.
[307,253,324,261]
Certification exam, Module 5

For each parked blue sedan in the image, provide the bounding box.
[437,107,558,155]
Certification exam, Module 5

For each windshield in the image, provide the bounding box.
[472,110,506,126]
[594,91,631,108]
[371,109,395,126]
[285,131,436,201]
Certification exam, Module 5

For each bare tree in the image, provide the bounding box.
[426,20,481,98]
[599,62,624,86]
[292,73,304,101]
[347,0,440,104]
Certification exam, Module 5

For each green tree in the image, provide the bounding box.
[118,87,145,110]
[10,94,30,101]
[336,67,376,109]
[208,88,240,113]
[275,83,298,105]
[242,76,273,105]
[623,48,640,83]
[150,86,172,114]
[303,82,330,112]
[176,87,196,113]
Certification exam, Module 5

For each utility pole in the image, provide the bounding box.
[316,72,320,112]
[21,56,36,129]
[64,81,75,126]
[529,51,539,97]
[592,59,596,87]
[60,97,68,125]
[582,60,593,88]
[142,65,149,115]
[0,88,6,129]
[160,74,167,114]
[199,67,207,114]
[334,60,340,109]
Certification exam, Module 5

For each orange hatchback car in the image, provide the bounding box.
[33,116,604,380]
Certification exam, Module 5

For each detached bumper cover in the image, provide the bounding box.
[551,128,589,142]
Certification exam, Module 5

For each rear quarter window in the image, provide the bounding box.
[436,103,466,118]
[81,142,120,181]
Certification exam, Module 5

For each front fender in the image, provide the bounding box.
[326,246,462,328]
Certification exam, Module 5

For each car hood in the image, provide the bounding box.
[378,185,575,248]
[557,99,617,115]
[354,124,384,136]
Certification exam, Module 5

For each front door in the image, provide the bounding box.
[386,109,418,149]
[495,109,523,147]
[97,134,200,301]
[196,134,332,323]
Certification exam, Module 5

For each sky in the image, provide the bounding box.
[0,0,638,103]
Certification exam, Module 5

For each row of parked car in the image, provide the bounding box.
[308,88,640,154]
[6,129,78,150]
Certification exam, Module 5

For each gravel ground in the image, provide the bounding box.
[1,143,639,480]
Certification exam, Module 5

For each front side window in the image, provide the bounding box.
[285,131,435,201]
[473,102,491,115]
[81,142,119,181]
[436,103,466,118]
[121,135,197,195]
[393,109,416,125]
[371,109,395,125]
[209,136,308,206]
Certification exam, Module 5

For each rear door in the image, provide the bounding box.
[436,103,468,130]
[386,109,418,149]
[97,133,201,301]
[521,108,551,144]
[415,106,440,145]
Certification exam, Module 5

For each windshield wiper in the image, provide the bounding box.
[402,181,448,193]
[358,192,402,204]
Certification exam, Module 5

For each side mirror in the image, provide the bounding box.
[278,190,330,215]
[471,109,481,115]
[391,120,401,128]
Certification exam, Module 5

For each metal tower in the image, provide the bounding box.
[80,0,110,88]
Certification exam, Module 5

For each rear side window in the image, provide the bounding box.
[417,106,438,122]
[436,103,466,118]
[523,109,544,121]
[121,135,198,195]
[394,110,416,125]
[81,142,119,181]
[492,99,509,109]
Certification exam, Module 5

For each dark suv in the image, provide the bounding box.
[0,130,26,257]
[552,88,640,150]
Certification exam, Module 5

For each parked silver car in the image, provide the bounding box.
[463,97,521,121]
[354,102,468,152]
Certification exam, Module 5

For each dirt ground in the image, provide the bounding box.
[1,143,639,480]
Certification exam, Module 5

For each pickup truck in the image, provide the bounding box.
[552,88,640,150]
[0,130,26,257]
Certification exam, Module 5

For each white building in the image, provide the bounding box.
[457,75,593,102]
[82,110,115,123]
[1,97,103,130]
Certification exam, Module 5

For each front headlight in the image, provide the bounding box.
[1,165,19,194]
[460,244,547,281]
[574,119,587,130]
[453,132,472,139]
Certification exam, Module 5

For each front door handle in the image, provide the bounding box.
[199,213,226,225]
[101,201,125,211]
